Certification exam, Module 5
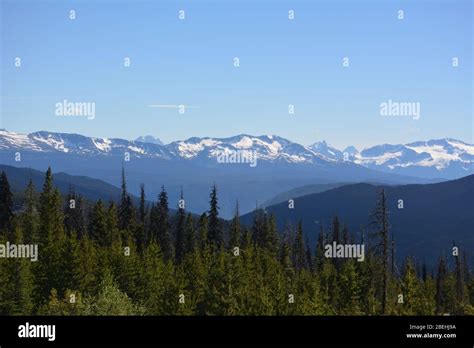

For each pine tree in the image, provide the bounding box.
[453,242,465,314]
[64,185,76,235]
[314,225,326,272]
[400,258,423,315]
[294,221,306,271]
[87,270,144,315]
[38,167,65,244]
[89,200,109,247]
[371,188,390,314]
[175,189,186,264]
[266,214,279,255]
[142,243,173,314]
[139,184,146,224]
[436,256,447,314]
[34,167,67,308]
[229,201,241,249]
[251,207,266,247]
[64,188,86,238]
[184,213,195,254]
[150,186,173,261]
[197,213,208,252]
[208,184,222,249]
[106,202,120,246]
[0,226,34,315]
[21,179,39,244]
[118,166,135,232]
[136,183,147,251]
[0,171,14,236]
[280,231,293,279]
[305,239,313,273]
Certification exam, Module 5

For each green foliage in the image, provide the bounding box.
[0,168,473,316]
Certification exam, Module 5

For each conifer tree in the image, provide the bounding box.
[150,186,173,261]
[0,226,34,315]
[106,202,120,246]
[314,225,326,272]
[371,188,390,314]
[89,199,108,247]
[436,256,447,314]
[21,179,39,244]
[229,201,241,249]
[0,171,14,235]
[38,167,65,244]
[139,184,146,224]
[401,258,423,315]
[34,167,67,308]
[136,183,147,251]
[175,189,186,264]
[295,221,306,271]
[208,184,222,249]
[64,188,86,238]
[118,166,134,232]
[184,213,195,254]
[266,214,279,255]
[197,213,208,252]
[305,239,313,273]
[251,207,266,247]
[453,242,465,313]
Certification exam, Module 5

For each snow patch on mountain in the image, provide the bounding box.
[0,129,473,178]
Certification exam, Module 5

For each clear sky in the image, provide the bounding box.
[1,0,472,149]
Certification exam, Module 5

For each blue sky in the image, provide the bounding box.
[1,0,472,149]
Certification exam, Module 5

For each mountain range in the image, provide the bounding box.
[1,129,472,179]
[1,129,472,216]
[242,174,474,268]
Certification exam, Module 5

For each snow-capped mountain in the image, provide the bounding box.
[0,130,172,159]
[306,138,474,178]
[1,129,473,179]
[0,130,334,165]
[309,141,344,161]
[354,139,474,178]
[135,135,164,146]
[167,134,333,165]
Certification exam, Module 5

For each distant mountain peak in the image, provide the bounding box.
[0,129,473,179]
[343,146,358,155]
[309,140,343,161]
[135,135,163,146]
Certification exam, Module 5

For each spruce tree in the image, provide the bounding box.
[315,225,326,272]
[34,168,67,308]
[151,186,173,261]
[89,200,108,247]
[118,166,134,232]
[64,188,86,238]
[229,201,241,249]
[265,214,279,256]
[184,213,195,254]
[0,226,34,315]
[175,189,186,264]
[453,242,465,313]
[38,167,65,243]
[197,213,208,250]
[0,171,14,235]
[436,256,447,314]
[294,221,306,271]
[371,188,390,314]
[107,202,120,247]
[208,184,222,249]
[251,207,264,246]
[136,183,147,250]
[21,179,39,244]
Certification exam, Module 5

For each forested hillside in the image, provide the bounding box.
[0,168,473,315]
